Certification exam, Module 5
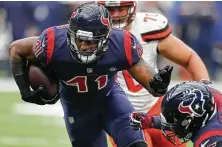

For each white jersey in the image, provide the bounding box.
[117,12,172,113]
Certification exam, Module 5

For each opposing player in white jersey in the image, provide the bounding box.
[98,1,210,147]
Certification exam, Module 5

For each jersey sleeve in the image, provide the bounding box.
[140,13,172,42]
[33,27,55,66]
[123,30,143,68]
[194,131,222,147]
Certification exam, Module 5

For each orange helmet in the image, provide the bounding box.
[97,1,136,29]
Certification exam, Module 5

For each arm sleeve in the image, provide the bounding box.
[123,30,143,67]
[33,27,55,66]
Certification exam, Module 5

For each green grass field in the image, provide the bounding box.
[0,92,192,147]
[0,92,71,147]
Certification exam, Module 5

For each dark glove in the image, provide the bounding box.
[21,86,46,105]
[14,72,59,105]
[149,65,173,97]
[13,73,45,105]
[130,112,153,131]
[41,92,60,105]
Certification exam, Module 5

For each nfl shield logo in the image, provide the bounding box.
[68,117,74,124]
[86,68,93,73]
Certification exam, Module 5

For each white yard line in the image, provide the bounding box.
[0,136,69,146]
[0,136,50,146]
[0,79,19,92]
[13,103,64,117]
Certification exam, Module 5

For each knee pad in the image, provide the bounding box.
[129,141,147,147]
[71,140,92,147]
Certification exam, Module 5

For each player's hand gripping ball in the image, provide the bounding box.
[27,64,60,104]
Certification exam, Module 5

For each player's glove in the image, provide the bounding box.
[41,92,60,105]
[149,65,173,97]
[130,112,153,131]
[15,73,60,105]
[14,73,47,105]
[21,86,46,105]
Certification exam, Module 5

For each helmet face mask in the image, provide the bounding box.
[106,6,131,29]
[98,1,136,29]
[161,113,193,145]
[68,29,108,63]
[161,81,216,145]
[67,2,111,64]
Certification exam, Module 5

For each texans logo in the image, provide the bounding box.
[71,9,79,19]
[101,15,110,27]
[178,89,206,117]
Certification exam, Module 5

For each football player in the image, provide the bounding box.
[9,2,173,147]
[98,1,210,147]
[130,81,222,147]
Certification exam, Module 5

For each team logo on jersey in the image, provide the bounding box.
[132,38,143,57]
[207,142,217,147]
[201,139,210,147]
[137,43,143,57]
[86,68,93,73]
[178,89,207,117]
[132,38,137,50]
[68,117,74,124]
[109,67,117,72]
[201,140,217,147]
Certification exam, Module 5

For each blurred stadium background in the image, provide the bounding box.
[0,1,222,147]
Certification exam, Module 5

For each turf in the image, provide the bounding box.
[0,92,192,147]
[0,92,70,147]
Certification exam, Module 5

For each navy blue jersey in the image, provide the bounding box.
[33,25,143,106]
[192,87,222,147]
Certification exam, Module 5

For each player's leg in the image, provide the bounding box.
[108,135,148,147]
[60,99,108,147]
[146,97,186,147]
[101,86,148,147]
[108,135,152,147]
[70,130,107,147]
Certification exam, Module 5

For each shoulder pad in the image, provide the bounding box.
[195,131,222,147]
[136,13,172,41]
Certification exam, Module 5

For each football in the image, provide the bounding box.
[27,64,59,97]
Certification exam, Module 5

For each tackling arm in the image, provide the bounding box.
[158,34,210,81]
